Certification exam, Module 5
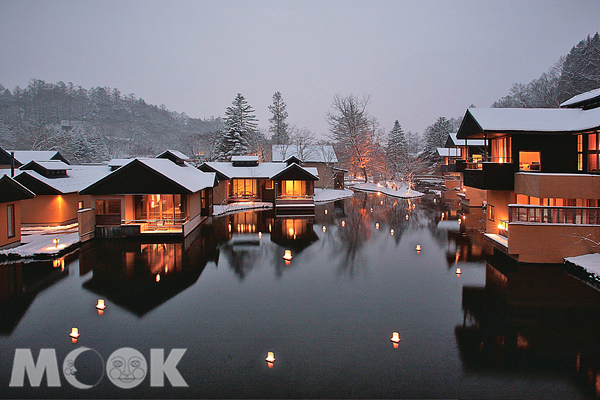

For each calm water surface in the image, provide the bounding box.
[1,192,600,399]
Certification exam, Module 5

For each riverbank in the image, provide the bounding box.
[0,224,80,261]
[351,182,424,198]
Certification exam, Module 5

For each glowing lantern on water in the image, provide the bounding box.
[258,232,262,239]
[53,238,60,248]
[96,299,106,311]
[405,215,409,220]
[265,352,276,368]
[390,229,394,236]
[456,267,462,277]
[283,250,293,261]
[324,209,328,215]
[69,327,80,343]
[391,332,401,348]
[341,221,346,227]
[322,226,327,233]
[416,244,421,253]
[375,223,379,230]
[156,274,161,282]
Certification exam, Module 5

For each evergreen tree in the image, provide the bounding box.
[423,116,452,164]
[217,93,258,161]
[268,91,289,144]
[386,120,408,179]
[558,32,600,102]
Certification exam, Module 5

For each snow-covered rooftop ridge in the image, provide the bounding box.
[202,161,317,180]
[448,132,485,146]
[560,88,600,108]
[272,145,338,163]
[23,160,71,170]
[132,158,215,192]
[437,148,461,157]
[231,155,259,162]
[157,149,190,160]
[467,107,600,132]
[17,164,112,193]
[8,150,62,164]
[565,253,600,277]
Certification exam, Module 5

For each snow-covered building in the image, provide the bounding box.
[0,148,70,169]
[80,157,216,238]
[457,87,600,263]
[272,145,344,189]
[199,156,319,212]
[0,175,34,249]
[10,160,111,226]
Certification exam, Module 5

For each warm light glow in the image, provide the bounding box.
[69,327,80,339]
[96,299,106,310]
[53,258,64,269]
[380,200,383,205]
[441,212,445,220]
[391,332,401,347]
[341,221,346,227]
[288,228,295,236]
[377,191,381,196]
[462,188,466,192]
[283,250,293,261]
[322,225,326,233]
[258,232,262,239]
[324,209,328,215]
[53,238,60,248]
[265,352,276,364]
[433,199,436,203]
[390,229,394,236]
[456,267,462,277]
[416,245,421,252]
[156,274,161,282]
[228,223,232,232]
[405,215,409,220]
[375,223,379,230]
[498,223,504,230]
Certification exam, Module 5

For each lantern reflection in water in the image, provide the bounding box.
[69,327,80,343]
[265,352,276,368]
[96,299,106,315]
[391,332,401,348]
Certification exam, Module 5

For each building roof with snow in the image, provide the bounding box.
[446,132,485,147]
[80,158,216,195]
[272,145,338,163]
[0,174,35,203]
[4,150,70,166]
[14,164,112,195]
[436,148,461,158]
[560,87,600,109]
[457,107,600,139]
[199,161,318,181]
[156,149,190,164]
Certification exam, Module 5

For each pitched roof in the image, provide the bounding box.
[199,161,318,181]
[457,107,600,138]
[80,158,216,195]
[156,149,190,161]
[437,148,461,157]
[14,165,112,194]
[447,132,485,147]
[560,87,600,109]
[272,145,338,163]
[270,163,319,181]
[7,150,70,166]
[0,174,35,203]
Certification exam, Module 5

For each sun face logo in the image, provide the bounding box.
[106,348,147,389]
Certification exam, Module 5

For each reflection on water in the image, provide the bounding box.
[1,192,600,398]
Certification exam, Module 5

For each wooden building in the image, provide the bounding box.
[0,175,35,249]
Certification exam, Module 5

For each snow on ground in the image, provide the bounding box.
[352,182,424,199]
[314,188,354,203]
[565,253,600,277]
[1,224,80,259]
[213,202,273,216]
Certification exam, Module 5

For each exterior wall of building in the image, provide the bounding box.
[462,186,487,207]
[515,173,600,199]
[187,192,201,221]
[0,201,21,248]
[485,190,515,234]
[303,162,327,188]
[19,193,88,226]
[508,223,600,263]
[212,181,229,205]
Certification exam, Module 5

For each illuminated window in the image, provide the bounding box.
[232,179,257,199]
[587,133,600,172]
[7,204,15,238]
[282,180,307,197]
[488,204,495,221]
[519,151,540,171]
[78,201,84,210]
[491,136,511,163]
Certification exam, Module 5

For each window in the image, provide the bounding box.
[78,201,84,210]
[488,204,495,221]
[587,132,600,172]
[578,134,584,171]
[232,179,257,198]
[491,136,511,163]
[7,204,15,238]
[282,180,307,197]
[519,151,540,171]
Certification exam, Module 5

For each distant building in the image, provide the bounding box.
[272,145,345,189]
[0,147,70,169]
[0,175,34,249]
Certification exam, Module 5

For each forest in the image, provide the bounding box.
[0,33,598,181]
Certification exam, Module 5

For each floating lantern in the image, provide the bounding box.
[456,267,462,277]
[324,209,328,215]
[390,229,394,236]
[391,332,401,348]
[322,226,327,233]
[156,274,160,282]
[258,232,262,239]
[416,244,421,253]
[375,223,379,230]
[266,352,276,368]
[380,200,383,205]
[341,221,346,227]
[283,250,293,261]
[53,238,60,248]
[405,215,409,220]
[96,299,106,315]
[69,327,80,343]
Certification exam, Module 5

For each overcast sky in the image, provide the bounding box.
[1,0,599,138]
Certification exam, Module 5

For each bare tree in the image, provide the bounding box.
[326,94,378,182]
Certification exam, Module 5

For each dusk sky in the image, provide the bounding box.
[1,0,599,138]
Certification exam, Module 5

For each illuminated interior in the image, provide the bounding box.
[491,136,511,163]
[279,180,309,198]
[135,195,185,232]
[519,151,541,170]
[232,179,258,199]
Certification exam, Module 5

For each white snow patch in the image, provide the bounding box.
[565,253,600,276]
[352,182,424,199]
[1,224,80,258]
[314,188,353,203]
[213,202,273,216]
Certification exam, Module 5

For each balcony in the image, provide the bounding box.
[463,157,517,190]
[509,205,600,225]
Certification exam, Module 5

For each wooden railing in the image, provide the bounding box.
[509,205,600,225]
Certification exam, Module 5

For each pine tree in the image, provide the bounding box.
[217,93,258,161]
[558,32,600,102]
[424,116,452,164]
[268,91,289,145]
[386,120,408,179]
